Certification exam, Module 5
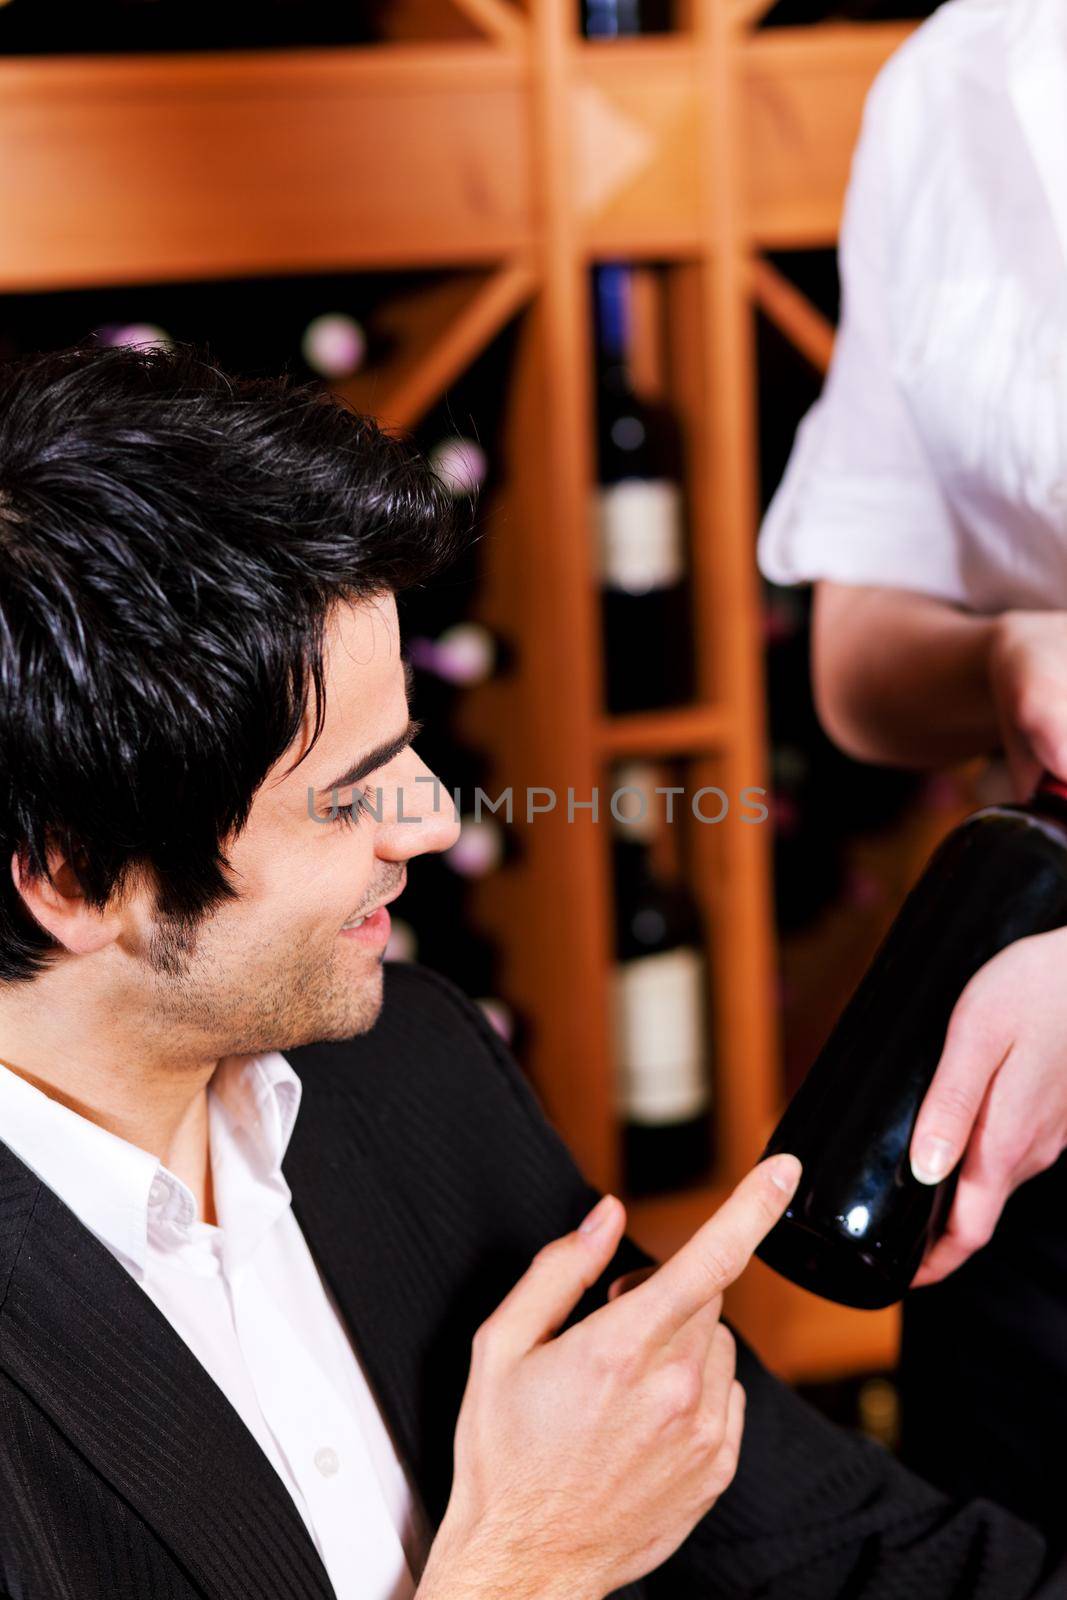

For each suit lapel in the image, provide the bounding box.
[0,1143,336,1600]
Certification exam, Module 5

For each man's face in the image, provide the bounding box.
[123,592,460,1057]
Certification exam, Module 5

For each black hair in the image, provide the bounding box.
[0,340,467,982]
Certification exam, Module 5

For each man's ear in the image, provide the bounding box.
[10,842,119,956]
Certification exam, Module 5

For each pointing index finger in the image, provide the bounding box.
[623,1154,802,1341]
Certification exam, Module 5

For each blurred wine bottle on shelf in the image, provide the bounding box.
[407,623,500,689]
[384,916,419,965]
[299,312,367,380]
[405,622,512,775]
[580,0,672,35]
[0,271,393,392]
[428,435,488,500]
[610,760,712,1197]
[0,0,384,55]
[444,812,506,880]
[396,837,518,1047]
[591,264,694,715]
[96,322,174,353]
[401,321,517,646]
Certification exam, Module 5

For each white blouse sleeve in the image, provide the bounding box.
[755,52,968,604]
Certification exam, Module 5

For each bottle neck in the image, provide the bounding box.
[613,831,657,878]
[593,264,633,371]
[598,357,632,395]
[583,0,643,37]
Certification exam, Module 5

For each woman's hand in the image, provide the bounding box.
[989,610,1067,800]
[909,610,1067,1283]
[910,925,1067,1285]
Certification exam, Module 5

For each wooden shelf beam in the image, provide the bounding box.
[731,0,779,31]
[0,45,532,289]
[334,259,537,431]
[750,254,835,373]
[598,703,732,758]
[447,0,528,49]
[742,22,912,245]
[0,23,916,291]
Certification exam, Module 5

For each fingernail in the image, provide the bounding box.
[766,1154,802,1194]
[912,1137,954,1185]
[579,1194,614,1234]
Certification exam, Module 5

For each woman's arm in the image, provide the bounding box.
[811,580,1001,770]
[813,582,1067,801]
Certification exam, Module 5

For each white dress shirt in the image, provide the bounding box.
[756,0,1067,613]
[0,1048,432,1600]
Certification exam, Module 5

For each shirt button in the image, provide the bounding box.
[314,1447,340,1478]
[149,1177,167,1208]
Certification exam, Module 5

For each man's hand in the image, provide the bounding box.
[910,927,1067,1286]
[416,1153,801,1600]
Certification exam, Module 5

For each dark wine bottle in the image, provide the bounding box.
[757,767,1067,1309]
[610,761,712,1196]
[581,0,672,35]
[592,265,694,715]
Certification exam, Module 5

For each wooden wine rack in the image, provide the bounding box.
[0,0,917,1381]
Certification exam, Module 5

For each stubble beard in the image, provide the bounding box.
[142,912,386,1057]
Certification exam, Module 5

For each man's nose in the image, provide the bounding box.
[383,766,461,860]
[418,777,462,855]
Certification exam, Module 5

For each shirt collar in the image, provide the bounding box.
[209,1049,302,1175]
[207,1050,303,1271]
[0,1048,302,1278]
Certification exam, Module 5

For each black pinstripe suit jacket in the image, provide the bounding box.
[0,960,1062,1600]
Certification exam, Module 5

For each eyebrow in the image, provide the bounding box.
[315,656,423,797]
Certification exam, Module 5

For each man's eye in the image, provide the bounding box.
[329,803,361,829]
[326,784,378,828]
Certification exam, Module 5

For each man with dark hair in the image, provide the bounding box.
[0,342,1061,1600]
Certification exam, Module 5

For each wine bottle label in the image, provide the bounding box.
[613,947,711,1124]
[595,480,684,595]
